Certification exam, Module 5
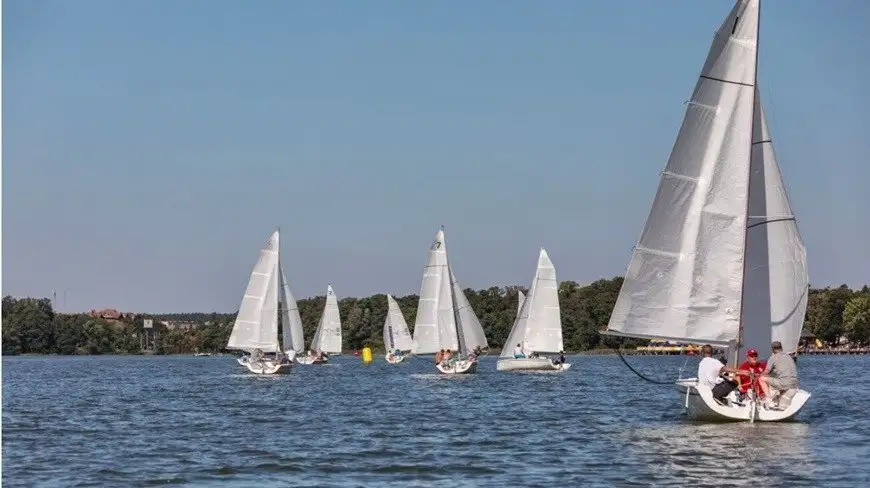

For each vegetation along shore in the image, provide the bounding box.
[3,279,868,356]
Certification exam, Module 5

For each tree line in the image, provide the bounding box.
[3,280,869,355]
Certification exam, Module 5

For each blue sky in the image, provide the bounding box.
[3,0,868,313]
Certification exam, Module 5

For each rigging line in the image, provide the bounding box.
[614,348,677,385]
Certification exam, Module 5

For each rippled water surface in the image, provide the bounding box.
[3,354,869,487]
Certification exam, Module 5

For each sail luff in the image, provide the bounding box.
[604,0,760,345]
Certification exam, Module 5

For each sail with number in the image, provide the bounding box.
[604,0,761,347]
[384,294,413,352]
[227,231,282,353]
[500,248,563,357]
[311,285,343,354]
[411,230,458,354]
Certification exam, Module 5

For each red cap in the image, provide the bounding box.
[746,348,758,357]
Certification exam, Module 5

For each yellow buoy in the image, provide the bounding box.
[361,347,373,364]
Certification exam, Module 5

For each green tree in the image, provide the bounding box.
[843,296,870,346]
[805,285,854,344]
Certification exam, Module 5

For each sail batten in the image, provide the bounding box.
[605,0,760,345]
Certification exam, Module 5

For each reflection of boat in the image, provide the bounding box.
[602,0,811,422]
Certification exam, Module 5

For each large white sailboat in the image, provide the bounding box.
[410,228,488,375]
[603,0,810,422]
[384,294,413,364]
[497,249,570,372]
[227,230,304,375]
[297,285,343,364]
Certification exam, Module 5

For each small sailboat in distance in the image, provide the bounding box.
[298,285,342,364]
[602,0,810,422]
[411,227,488,374]
[384,294,413,364]
[497,249,570,372]
[227,230,296,375]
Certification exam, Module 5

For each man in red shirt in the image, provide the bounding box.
[736,349,767,399]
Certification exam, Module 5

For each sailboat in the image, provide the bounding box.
[602,0,810,422]
[298,285,343,364]
[497,248,570,372]
[410,228,488,375]
[227,230,304,375]
[384,294,413,364]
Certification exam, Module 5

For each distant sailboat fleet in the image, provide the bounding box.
[224,0,812,423]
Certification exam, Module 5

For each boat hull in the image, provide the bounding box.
[436,359,478,374]
[296,356,329,365]
[678,379,811,422]
[385,355,406,364]
[496,357,571,372]
[242,360,293,375]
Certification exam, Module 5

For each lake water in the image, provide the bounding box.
[3,354,869,487]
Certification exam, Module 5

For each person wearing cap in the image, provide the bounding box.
[736,348,767,399]
[697,344,743,403]
[758,341,800,409]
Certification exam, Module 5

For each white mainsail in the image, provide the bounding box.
[450,270,489,352]
[500,248,563,357]
[739,93,809,355]
[411,230,459,354]
[517,290,526,317]
[383,294,413,352]
[310,285,343,354]
[227,231,282,353]
[605,0,760,346]
[279,264,305,354]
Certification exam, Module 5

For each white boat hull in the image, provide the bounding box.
[242,359,293,375]
[385,355,406,364]
[436,359,478,374]
[296,356,329,365]
[678,379,811,422]
[496,357,571,372]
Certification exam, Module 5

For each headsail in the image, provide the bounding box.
[450,270,488,352]
[311,285,343,354]
[279,264,305,354]
[227,231,281,353]
[517,290,526,317]
[739,92,809,355]
[411,230,458,354]
[605,0,760,346]
[384,294,413,352]
[501,248,563,357]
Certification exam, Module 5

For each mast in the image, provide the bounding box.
[276,226,283,352]
[441,226,466,356]
[734,0,762,367]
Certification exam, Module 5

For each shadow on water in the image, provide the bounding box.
[2,354,869,487]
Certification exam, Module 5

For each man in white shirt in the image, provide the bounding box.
[697,344,743,402]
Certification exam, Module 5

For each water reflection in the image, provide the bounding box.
[623,422,814,486]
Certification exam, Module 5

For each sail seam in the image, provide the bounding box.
[699,74,753,88]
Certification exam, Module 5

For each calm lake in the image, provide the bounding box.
[2,354,868,487]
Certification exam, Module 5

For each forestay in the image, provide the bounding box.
[605,0,760,346]
[500,248,563,357]
[738,92,809,355]
[311,285,343,354]
[227,231,282,353]
[384,294,413,352]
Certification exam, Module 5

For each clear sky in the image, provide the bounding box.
[3,0,868,313]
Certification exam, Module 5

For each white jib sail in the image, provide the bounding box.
[501,248,563,357]
[227,231,281,353]
[311,285,343,354]
[605,0,760,346]
[450,270,488,352]
[383,294,413,352]
[739,91,809,355]
[279,263,305,354]
[517,290,526,317]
